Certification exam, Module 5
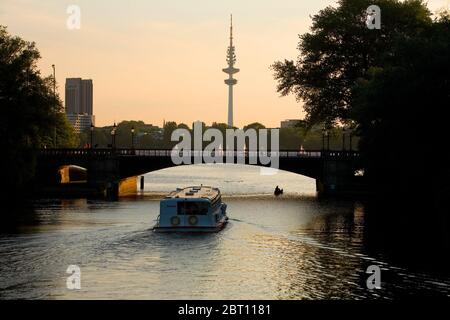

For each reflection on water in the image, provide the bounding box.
[1,197,449,299]
[0,165,449,299]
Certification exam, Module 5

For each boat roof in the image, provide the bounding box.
[163,186,220,201]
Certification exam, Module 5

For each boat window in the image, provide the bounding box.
[177,202,209,215]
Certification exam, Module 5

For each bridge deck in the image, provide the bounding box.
[35,149,364,198]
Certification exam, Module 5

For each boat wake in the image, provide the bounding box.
[138,191,316,201]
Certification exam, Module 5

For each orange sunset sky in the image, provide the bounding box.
[1,0,447,128]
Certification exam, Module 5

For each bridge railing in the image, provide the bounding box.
[38,148,360,159]
[38,149,115,156]
[128,149,326,158]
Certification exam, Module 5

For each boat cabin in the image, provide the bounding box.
[155,186,227,231]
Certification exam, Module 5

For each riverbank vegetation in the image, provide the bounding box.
[78,120,359,151]
[0,26,78,202]
[272,0,450,253]
[272,0,449,195]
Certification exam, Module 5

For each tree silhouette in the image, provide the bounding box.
[0,26,77,200]
[272,0,431,126]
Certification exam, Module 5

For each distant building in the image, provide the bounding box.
[66,114,95,134]
[281,119,302,128]
[81,80,93,115]
[136,124,163,143]
[65,78,80,114]
[65,78,94,133]
[141,124,160,131]
[144,124,163,140]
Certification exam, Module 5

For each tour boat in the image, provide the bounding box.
[153,186,228,232]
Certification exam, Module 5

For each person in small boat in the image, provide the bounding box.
[274,186,283,196]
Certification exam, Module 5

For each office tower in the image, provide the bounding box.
[65,78,94,133]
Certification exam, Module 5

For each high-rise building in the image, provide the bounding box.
[65,78,82,114]
[65,78,93,114]
[65,78,94,133]
[222,15,239,128]
[81,79,93,115]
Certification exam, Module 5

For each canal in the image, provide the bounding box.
[0,165,449,299]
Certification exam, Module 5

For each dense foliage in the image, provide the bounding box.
[272,0,450,196]
[0,26,77,199]
[79,120,358,151]
[272,0,432,125]
[352,15,450,196]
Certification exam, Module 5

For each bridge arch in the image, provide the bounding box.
[57,165,87,184]
[136,163,318,195]
[116,150,323,180]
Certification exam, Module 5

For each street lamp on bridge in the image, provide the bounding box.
[131,126,135,149]
[322,127,330,151]
[342,126,354,151]
[111,122,117,150]
[326,130,330,151]
[90,123,94,149]
[349,129,353,151]
[322,127,326,151]
[342,127,347,151]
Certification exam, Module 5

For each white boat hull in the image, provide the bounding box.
[153,217,228,233]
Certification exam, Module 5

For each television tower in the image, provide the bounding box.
[222,14,239,127]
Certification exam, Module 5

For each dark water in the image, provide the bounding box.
[0,165,449,299]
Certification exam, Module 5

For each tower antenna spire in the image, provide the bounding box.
[230,14,233,45]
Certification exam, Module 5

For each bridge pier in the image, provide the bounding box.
[105,181,119,200]
[87,159,138,199]
[117,176,138,197]
[92,176,138,200]
[316,155,367,198]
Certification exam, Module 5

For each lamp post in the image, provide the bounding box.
[52,64,57,147]
[349,129,353,151]
[90,123,94,149]
[52,64,56,99]
[131,126,135,149]
[111,122,117,150]
[322,126,330,153]
[342,127,346,151]
[326,130,330,151]
[322,127,326,151]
